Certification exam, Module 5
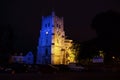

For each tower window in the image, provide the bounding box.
[52,43,54,45]
[45,24,47,27]
[57,24,58,27]
[62,35,65,38]
[45,49,48,55]
[48,23,50,27]
[52,33,55,35]
[46,39,48,44]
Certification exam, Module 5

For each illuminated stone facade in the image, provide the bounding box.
[11,51,34,64]
[36,11,75,65]
[64,39,75,64]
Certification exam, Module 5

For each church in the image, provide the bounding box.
[11,11,76,65]
[36,11,75,65]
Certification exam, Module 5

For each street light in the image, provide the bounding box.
[112,56,115,59]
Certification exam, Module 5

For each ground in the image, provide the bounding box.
[0,72,120,80]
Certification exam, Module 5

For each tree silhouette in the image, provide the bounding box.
[0,24,14,64]
[91,10,120,64]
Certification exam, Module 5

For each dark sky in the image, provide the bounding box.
[1,0,120,53]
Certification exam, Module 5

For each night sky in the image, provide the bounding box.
[1,0,120,53]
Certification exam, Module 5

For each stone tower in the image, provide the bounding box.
[36,11,66,64]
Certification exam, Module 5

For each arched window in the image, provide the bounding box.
[45,49,48,56]
[48,23,50,27]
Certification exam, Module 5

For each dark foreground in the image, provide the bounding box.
[0,72,120,80]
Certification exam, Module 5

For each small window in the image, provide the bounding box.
[45,24,47,27]
[62,35,64,38]
[52,43,54,45]
[48,23,50,27]
[57,24,58,27]
[52,33,55,35]
[45,49,48,55]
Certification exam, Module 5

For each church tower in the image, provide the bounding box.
[36,11,66,64]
